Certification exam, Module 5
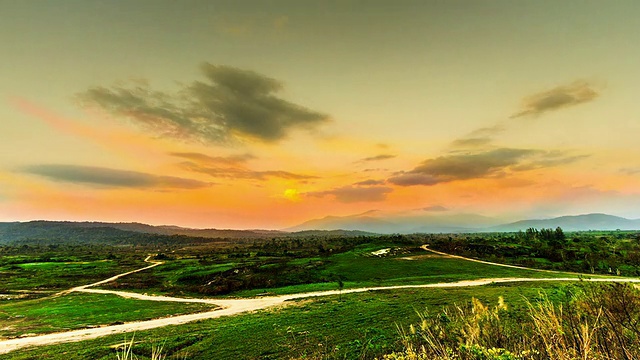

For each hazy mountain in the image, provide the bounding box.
[105,222,286,238]
[2,213,639,245]
[285,210,501,234]
[287,211,640,234]
[490,213,640,232]
[0,221,283,245]
[0,221,375,245]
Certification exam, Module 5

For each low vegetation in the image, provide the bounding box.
[97,236,569,298]
[385,282,640,360]
[425,228,640,276]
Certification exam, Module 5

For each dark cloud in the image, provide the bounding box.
[307,185,393,203]
[359,154,396,162]
[411,148,536,181]
[354,179,386,186]
[78,64,329,143]
[171,152,317,181]
[24,164,210,189]
[511,81,599,118]
[388,148,586,186]
[387,173,440,186]
[422,205,448,212]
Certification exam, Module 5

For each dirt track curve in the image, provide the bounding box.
[2,248,639,354]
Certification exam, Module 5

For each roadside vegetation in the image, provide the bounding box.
[425,228,640,276]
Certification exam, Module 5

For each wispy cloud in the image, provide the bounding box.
[620,167,640,175]
[172,152,317,181]
[421,205,448,212]
[449,137,494,149]
[23,164,210,189]
[78,64,329,144]
[170,152,254,166]
[388,148,587,186]
[449,125,505,150]
[511,80,600,118]
[307,185,393,203]
[359,154,396,162]
[353,179,386,186]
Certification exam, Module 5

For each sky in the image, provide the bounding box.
[1,0,640,229]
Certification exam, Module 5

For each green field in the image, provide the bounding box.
[97,242,581,298]
[6,282,572,360]
[0,255,146,296]
[0,292,215,339]
[2,233,638,359]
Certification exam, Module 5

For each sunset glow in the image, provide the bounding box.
[2,1,639,229]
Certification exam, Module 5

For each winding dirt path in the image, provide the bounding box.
[420,245,575,274]
[54,256,164,297]
[2,248,639,354]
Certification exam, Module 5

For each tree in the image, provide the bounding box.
[525,228,539,241]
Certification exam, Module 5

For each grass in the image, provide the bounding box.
[97,243,583,298]
[0,258,146,295]
[3,236,635,359]
[384,282,640,360]
[0,292,216,339]
[6,282,577,359]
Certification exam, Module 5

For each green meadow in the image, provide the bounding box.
[1,232,638,359]
[0,292,215,339]
[7,282,570,360]
[96,240,577,299]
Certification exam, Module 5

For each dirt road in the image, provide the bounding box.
[2,249,639,354]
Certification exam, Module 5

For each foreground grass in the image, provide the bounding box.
[385,282,640,360]
[7,282,573,359]
[0,293,215,339]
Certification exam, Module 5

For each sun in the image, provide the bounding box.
[283,188,301,202]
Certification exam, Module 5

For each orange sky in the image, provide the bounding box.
[1,1,640,228]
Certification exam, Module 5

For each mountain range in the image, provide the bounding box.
[286,211,640,233]
[1,213,639,245]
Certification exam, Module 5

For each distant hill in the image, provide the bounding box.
[287,229,376,237]
[287,211,640,234]
[285,210,500,234]
[0,221,375,245]
[2,213,639,245]
[84,222,287,238]
[490,213,640,232]
[0,221,158,245]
